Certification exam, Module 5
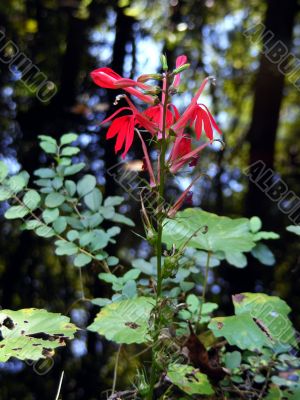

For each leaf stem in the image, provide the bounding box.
[197,251,211,329]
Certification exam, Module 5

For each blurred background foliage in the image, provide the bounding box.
[0,0,300,398]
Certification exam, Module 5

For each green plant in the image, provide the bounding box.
[0,56,299,400]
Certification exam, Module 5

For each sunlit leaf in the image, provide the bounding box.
[88,297,155,344]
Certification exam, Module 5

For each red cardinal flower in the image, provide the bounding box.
[102,100,157,159]
[91,67,155,104]
[169,134,212,173]
[190,104,222,140]
[143,104,180,130]
[172,76,221,141]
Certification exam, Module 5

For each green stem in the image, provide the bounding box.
[148,73,169,400]
[197,251,211,329]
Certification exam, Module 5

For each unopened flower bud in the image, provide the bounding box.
[160,54,168,71]
[137,73,162,83]
[143,86,161,95]
[172,63,190,75]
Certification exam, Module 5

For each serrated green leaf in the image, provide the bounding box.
[0,308,78,362]
[74,253,92,267]
[253,231,280,241]
[23,190,41,210]
[84,188,102,211]
[163,208,256,259]
[209,293,297,351]
[167,363,214,395]
[87,297,155,344]
[60,133,78,145]
[77,174,96,197]
[45,192,65,208]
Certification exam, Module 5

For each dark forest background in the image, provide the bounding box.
[0,0,300,399]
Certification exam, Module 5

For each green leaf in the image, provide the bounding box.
[7,172,29,193]
[253,231,280,241]
[104,196,124,207]
[38,135,57,145]
[55,241,78,255]
[167,363,214,395]
[91,298,112,307]
[74,253,92,267]
[35,225,55,238]
[249,216,262,233]
[5,205,30,219]
[132,259,155,275]
[40,141,57,154]
[122,280,137,298]
[63,163,85,176]
[43,208,59,224]
[45,192,65,208]
[0,161,8,182]
[251,243,275,266]
[264,386,282,400]
[123,269,141,282]
[112,213,135,226]
[0,308,78,362]
[209,293,297,351]
[77,174,96,197]
[65,180,77,196]
[162,208,256,260]
[60,133,78,145]
[53,217,67,233]
[286,225,300,236]
[0,186,13,201]
[98,273,119,284]
[23,190,41,210]
[52,177,63,190]
[61,147,80,156]
[88,297,155,344]
[107,226,121,237]
[224,351,242,370]
[226,251,247,268]
[84,188,102,211]
[107,256,119,266]
[34,168,56,178]
[23,220,42,230]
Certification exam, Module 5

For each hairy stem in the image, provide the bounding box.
[148,73,169,400]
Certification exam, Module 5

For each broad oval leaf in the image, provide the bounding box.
[0,309,78,362]
[167,363,214,395]
[88,297,155,344]
[162,208,256,257]
[77,174,96,197]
